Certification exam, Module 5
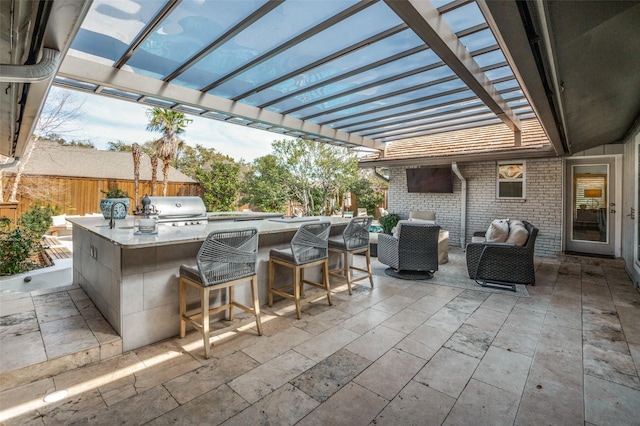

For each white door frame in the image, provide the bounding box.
[634,138,640,282]
[563,154,622,257]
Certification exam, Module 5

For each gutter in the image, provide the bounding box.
[0,158,21,169]
[358,145,557,168]
[451,162,466,248]
[374,168,389,182]
[0,48,60,83]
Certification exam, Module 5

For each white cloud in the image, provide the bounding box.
[49,87,293,162]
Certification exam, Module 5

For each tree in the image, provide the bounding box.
[108,140,156,156]
[173,144,242,210]
[132,143,141,203]
[5,89,84,202]
[57,139,95,148]
[313,143,359,215]
[174,144,231,180]
[145,108,192,196]
[106,141,132,152]
[240,155,291,212]
[198,161,241,211]
[272,139,315,215]
[150,155,159,196]
[271,138,359,215]
[352,172,387,216]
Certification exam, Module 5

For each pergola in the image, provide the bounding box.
[1,0,639,161]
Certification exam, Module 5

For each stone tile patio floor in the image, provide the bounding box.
[1,248,639,425]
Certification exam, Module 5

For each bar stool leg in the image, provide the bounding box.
[323,260,332,305]
[365,248,374,288]
[251,276,263,335]
[179,278,187,338]
[268,259,274,307]
[294,266,302,319]
[202,286,211,359]
[343,251,352,295]
[228,285,235,321]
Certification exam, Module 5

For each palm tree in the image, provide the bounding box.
[145,108,192,196]
[132,143,141,203]
[150,155,158,196]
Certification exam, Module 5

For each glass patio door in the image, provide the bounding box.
[565,158,616,256]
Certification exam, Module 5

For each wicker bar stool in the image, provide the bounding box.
[328,216,374,295]
[268,221,332,319]
[179,228,262,359]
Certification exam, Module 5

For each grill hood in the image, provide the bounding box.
[147,196,207,221]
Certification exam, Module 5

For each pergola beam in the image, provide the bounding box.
[384,0,521,135]
[57,56,384,151]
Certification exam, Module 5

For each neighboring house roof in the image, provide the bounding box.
[5,141,196,183]
[359,119,556,167]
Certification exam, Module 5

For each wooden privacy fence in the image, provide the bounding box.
[2,174,203,218]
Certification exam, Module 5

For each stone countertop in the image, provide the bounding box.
[67,216,350,249]
[206,212,284,221]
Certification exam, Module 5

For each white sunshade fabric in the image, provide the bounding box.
[56,0,534,151]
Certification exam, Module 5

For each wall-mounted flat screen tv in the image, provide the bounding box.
[406,166,453,193]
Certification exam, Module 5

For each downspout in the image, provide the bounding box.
[451,162,466,248]
[0,48,60,83]
[1,48,59,159]
[0,158,20,168]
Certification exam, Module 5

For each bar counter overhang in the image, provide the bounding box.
[68,215,350,352]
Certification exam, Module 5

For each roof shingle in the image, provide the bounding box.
[5,141,196,182]
[360,119,554,166]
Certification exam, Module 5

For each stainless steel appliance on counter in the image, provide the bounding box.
[147,196,208,226]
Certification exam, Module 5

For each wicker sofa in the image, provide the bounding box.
[465,221,538,291]
[378,221,441,274]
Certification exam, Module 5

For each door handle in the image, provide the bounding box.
[610,210,616,214]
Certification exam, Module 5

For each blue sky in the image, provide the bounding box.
[47,86,292,162]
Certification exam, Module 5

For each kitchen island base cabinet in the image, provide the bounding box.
[71,218,347,352]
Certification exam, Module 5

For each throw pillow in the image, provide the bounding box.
[507,222,529,246]
[485,219,509,242]
[409,211,436,221]
[408,218,436,225]
[393,220,411,239]
[509,219,525,228]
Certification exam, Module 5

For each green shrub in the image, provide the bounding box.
[352,178,385,216]
[0,205,57,276]
[0,217,11,230]
[0,226,39,275]
[379,213,401,234]
[101,187,130,198]
[19,202,61,236]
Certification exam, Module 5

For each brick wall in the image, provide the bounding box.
[387,158,562,257]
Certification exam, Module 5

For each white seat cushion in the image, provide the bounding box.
[409,211,436,221]
[408,217,436,225]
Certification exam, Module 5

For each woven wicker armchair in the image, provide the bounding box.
[465,221,538,291]
[378,221,441,273]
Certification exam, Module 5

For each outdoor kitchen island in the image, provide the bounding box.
[68,215,350,352]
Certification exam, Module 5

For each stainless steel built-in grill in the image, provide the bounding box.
[147,196,208,226]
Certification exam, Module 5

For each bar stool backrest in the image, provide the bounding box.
[343,216,372,250]
[291,221,331,265]
[197,228,258,286]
